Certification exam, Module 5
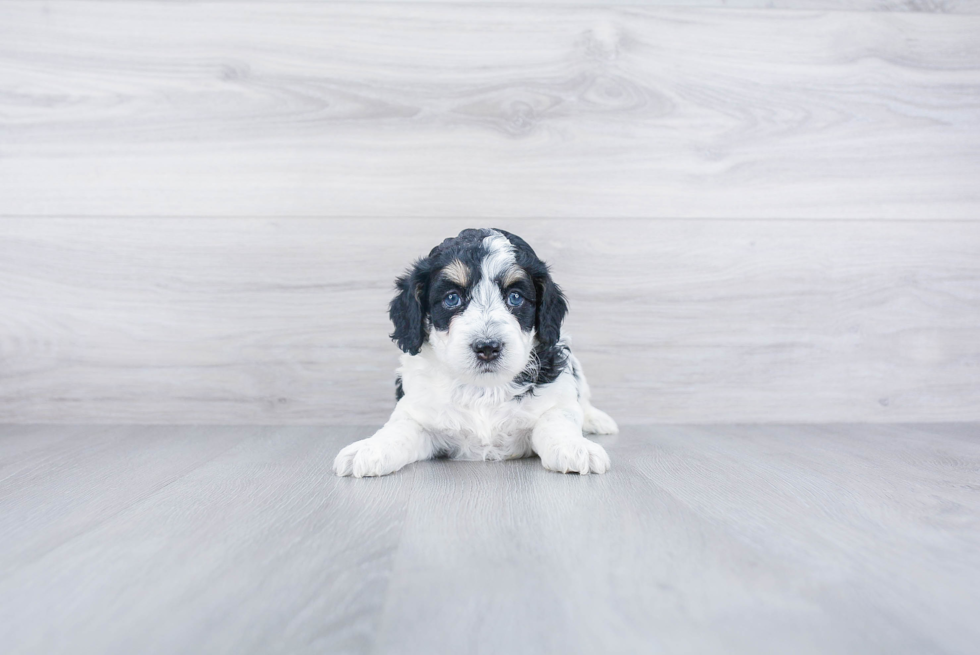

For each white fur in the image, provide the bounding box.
[334,232,618,478]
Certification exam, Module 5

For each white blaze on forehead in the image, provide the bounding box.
[473,232,516,310]
[471,232,516,310]
[480,232,516,281]
[483,231,526,287]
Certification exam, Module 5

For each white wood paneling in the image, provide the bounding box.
[1,2,977,424]
[19,1,970,10]
[1,2,978,218]
[2,218,977,424]
[309,1,979,10]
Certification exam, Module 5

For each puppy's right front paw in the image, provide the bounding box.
[333,438,403,478]
[333,440,363,477]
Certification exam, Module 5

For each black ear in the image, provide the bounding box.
[389,258,431,355]
[534,269,568,351]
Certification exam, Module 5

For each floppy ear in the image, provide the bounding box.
[389,259,431,356]
[534,269,568,351]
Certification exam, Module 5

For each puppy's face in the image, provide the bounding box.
[389,229,568,386]
[426,232,537,383]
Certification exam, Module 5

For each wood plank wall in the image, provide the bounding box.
[1,1,978,424]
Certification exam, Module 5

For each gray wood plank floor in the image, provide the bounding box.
[2,424,978,654]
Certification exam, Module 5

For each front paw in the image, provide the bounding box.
[333,438,404,478]
[539,437,610,475]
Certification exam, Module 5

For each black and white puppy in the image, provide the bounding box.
[333,228,618,478]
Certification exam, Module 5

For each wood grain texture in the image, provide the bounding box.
[378,423,980,655]
[0,425,414,655]
[0,425,247,576]
[1,424,978,654]
[274,1,978,11]
[2,217,978,424]
[17,1,969,11]
[1,2,978,219]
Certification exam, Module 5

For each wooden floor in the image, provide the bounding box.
[1,424,978,654]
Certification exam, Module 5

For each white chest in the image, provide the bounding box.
[396,351,575,461]
[415,386,537,461]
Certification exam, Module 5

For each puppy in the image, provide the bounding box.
[333,228,618,478]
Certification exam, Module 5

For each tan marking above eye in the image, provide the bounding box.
[502,266,528,288]
[443,259,470,287]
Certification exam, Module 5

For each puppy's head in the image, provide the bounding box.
[389,228,567,385]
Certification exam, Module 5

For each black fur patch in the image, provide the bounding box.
[388,228,572,398]
[512,343,570,399]
[389,229,495,353]
[395,376,404,402]
[494,228,568,352]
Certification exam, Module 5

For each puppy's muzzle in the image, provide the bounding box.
[472,339,502,362]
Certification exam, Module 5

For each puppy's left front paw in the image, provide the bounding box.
[539,438,610,475]
[333,438,403,478]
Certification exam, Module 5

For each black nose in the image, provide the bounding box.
[472,339,502,362]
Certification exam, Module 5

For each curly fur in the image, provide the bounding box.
[334,228,618,477]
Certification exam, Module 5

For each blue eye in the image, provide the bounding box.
[443,292,462,309]
[507,291,524,307]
